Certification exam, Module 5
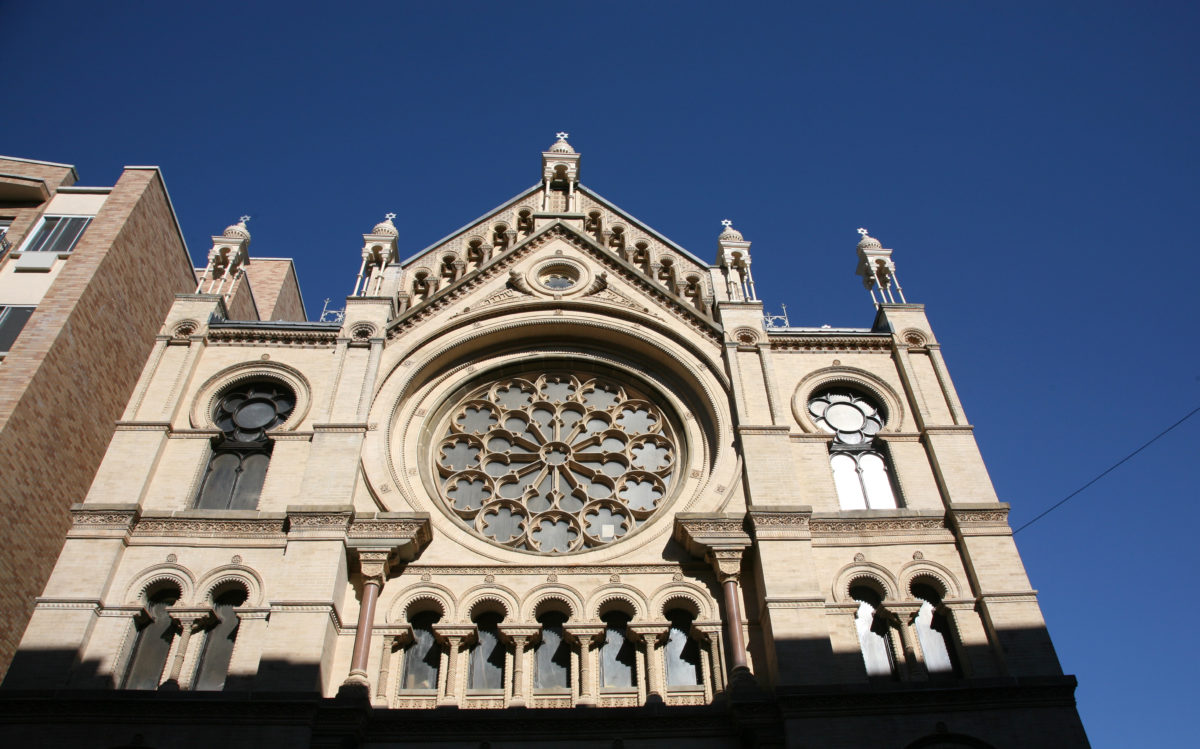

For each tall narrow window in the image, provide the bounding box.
[401,611,442,690]
[599,611,636,688]
[468,612,505,691]
[122,585,181,690]
[663,609,702,687]
[21,215,92,253]
[194,381,294,510]
[912,583,960,677]
[193,586,248,691]
[534,611,570,690]
[809,388,899,510]
[0,306,35,355]
[850,585,897,679]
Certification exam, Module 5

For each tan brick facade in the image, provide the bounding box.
[0,140,1087,747]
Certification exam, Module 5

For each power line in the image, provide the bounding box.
[1013,404,1200,535]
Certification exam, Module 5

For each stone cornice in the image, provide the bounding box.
[748,507,812,540]
[948,503,1012,536]
[206,325,339,348]
[767,335,892,352]
[809,510,947,536]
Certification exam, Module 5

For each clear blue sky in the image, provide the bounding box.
[4,2,1198,744]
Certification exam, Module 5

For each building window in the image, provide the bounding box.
[401,611,442,691]
[0,219,12,256]
[533,611,571,690]
[122,584,181,690]
[809,388,900,509]
[193,585,248,691]
[20,215,92,253]
[912,583,960,677]
[194,381,294,510]
[663,609,702,687]
[468,612,505,691]
[599,611,636,689]
[850,585,898,680]
[0,306,35,356]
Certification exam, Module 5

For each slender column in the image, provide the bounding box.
[376,634,398,702]
[895,607,924,680]
[510,633,529,706]
[567,625,602,706]
[164,612,203,688]
[637,625,666,701]
[345,550,390,687]
[709,550,749,673]
[442,635,462,704]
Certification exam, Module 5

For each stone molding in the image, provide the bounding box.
[809,512,947,536]
[767,335,892,352]
[401,564,702,576]
[205,326,339,347]
[748,507,812,540]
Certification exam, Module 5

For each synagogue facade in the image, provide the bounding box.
[0,137,1088,748]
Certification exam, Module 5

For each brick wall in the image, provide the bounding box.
[0,168,195,677]
[245,259,305,321]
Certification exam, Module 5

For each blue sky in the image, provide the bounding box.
[4,2,1198,744]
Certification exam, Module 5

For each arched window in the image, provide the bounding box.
[401,610,442,691]
[195,381,293,510]
[122,584,181,689]
[850,585,897,679]
[193,585,248,690]
[912,582,960,677]
[809,388,900,510]
[599,611,636,688]
[468,612,505,691]
[663,608,702,687]
[533,610,570,690]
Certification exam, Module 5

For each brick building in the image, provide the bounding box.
[0,139,1087,747]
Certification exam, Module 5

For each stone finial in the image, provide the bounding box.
[854,227,907,305]
[222,216,251,240]
[371,213,399,237]
[856,227,882,249]
[548,132,575,154]
[719,219,744,242]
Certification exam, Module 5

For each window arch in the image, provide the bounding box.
[468,611,505,691]
[911,582,960,677]
[122,583,181,689]
[192,584,248,690]
[533,610,571,691]
[850,584,898,680]
[809,388,900,510]
[663,608,702,687]
[194,381,294,510]
[401,610,442,691]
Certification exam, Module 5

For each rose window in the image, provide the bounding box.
[434,372,679,553]
[808,389,885,445]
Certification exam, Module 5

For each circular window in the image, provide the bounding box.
[536,263,580,291]
[808,389,884,445]
[433,370,680,554]
[213,381,295,442]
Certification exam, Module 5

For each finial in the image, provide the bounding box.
[240,215,251,224]
[556,132,569,141]
[384,212,396,221]
[719,219,744,241]
[721,219,733,229]
[857,227,868,237]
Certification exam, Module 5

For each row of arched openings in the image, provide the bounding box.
[852,580,959,680]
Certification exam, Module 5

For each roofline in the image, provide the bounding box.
[0,155,79,182]
[578,184,713,269]
[55,186,112,194]
[400,184,544,266]
[125,166,197,287]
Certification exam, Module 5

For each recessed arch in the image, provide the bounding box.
[792,366,906,435]
[189,361,311,433]
[833,562,899,603]
[386,584,456,623]
[124,564,195,606]
[588,585,648,620]
[195,564,265,607]
[898,560,962,601]
[522,584,584,623]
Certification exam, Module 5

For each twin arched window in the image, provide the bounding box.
[809,388,900,510]
[850,581,960,681]
[194,381,294,511]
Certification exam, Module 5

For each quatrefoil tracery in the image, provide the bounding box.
[436,373,677,553]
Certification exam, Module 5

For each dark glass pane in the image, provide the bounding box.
[468,613,504,690]
[122,590,180,689]
[193,589,247,691]
[534,612,570,690]
[230,453,269,510]
[664,610,701,687]
[47,217,90,252]
[600,612,635,688]
[0,307,35,353]
[402,612,442,690]
[22,216,61,252]
[195,453,241,510]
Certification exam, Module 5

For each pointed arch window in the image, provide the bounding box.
[122,585,181,689]
[194,381,294,510]
[468,612,505,691]
[193,586,248,691]
[599,611,636,689]
[850,585,898,680]
[810,389,900,510]
[401,611,442,691]
[534,610,571,691]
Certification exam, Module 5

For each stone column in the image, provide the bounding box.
[709,549,750,676]
[566,624,602,706]
[344,549,390,688]
[376,634,399,703]
[502,628,538,707]
[893,605,925,680]
[433,625,473,706]
[163,611,204,689]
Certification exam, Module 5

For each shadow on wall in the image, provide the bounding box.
[0,627,1087,749]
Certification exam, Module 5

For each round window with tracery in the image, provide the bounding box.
[433,371,680,554]
[808,389,885,445]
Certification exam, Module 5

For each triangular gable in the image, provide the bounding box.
[388,220,722,343]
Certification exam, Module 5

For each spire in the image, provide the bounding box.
[541,132,581,213]
[717,219,756,302]
[197,216,251,295]
[353,213,400,297]
[854,228,907,306]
